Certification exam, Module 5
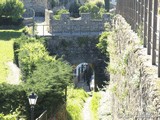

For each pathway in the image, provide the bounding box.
[77,79,93,120]
[35,17,52,36]
[7,62,21,85]
[82,96,92,120]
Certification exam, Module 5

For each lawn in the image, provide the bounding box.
[0,29,23,83]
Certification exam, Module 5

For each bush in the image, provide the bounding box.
[67,87,88,120]
[0,0,25,24]
[0,83,29,118]
[0,113,18,120]
[97,32,110,54]
[18,42,49,79]
[15,36,46,80]
[53,9,69,20]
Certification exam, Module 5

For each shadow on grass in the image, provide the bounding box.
[0,25,24,30]
[0,31,22,41]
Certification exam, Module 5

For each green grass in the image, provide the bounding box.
[67,87,88,120]
[0,28,23,83]
[90,92,101,120]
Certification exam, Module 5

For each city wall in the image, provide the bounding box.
[45,9,110,34]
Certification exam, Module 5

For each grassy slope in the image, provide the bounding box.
[0,29,22,83]
[67,87,88,120]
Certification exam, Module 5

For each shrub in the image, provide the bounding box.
[0,0,25,24]
[15,36,46,79]
[53,9,69,20]
[97,32,110,54]
[18,42,49,79]
[67,87,88,120]
[0,83,29,118]
[0,113,18,120]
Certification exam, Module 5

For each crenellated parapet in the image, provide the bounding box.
[45,9,110,35]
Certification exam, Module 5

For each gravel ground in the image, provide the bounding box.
[7,62,21,85]
[82,96,92,120]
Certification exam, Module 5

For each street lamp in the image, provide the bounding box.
[28,93,38,120]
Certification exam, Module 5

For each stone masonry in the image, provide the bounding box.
[45,9,110,35]
[109,15,160,120]
[21,0,49,16]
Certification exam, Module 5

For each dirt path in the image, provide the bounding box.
[7,62,21,85]
[82,96,92,120]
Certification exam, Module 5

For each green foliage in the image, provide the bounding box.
[0,113,18,120]
[0,83,29,117]
[90,92,101,120]
[25,59,72,94]
[97,32,110,54]
[53,9,69,20]
[25,58,72,118]
[0,0,25,22]
[18,42,49,79]
[67,87,88,120]
[79,2,107,19]
[95,1,104,8]
[16,36,46,79]
[69,1,81,18]
[15,35,73,118]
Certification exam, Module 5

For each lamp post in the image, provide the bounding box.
[28,93,38,120]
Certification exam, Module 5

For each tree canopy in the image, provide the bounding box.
[79,2,106,19]
[0,0,25,23]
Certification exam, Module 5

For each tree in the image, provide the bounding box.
[0,83,29,117]
[18,42,50,80]
[69,1,81,18]
[104,0,110,12]
[79,3,106,19]
[25,58,72,117]
[0,0,25,24]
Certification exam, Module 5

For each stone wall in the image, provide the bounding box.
[21,0,49,16]
[45,9,110,34]
[47,36,106,64]
[108,15,160,119]
[46,36,108,87]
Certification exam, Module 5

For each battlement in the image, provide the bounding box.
[45,9,110,35]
